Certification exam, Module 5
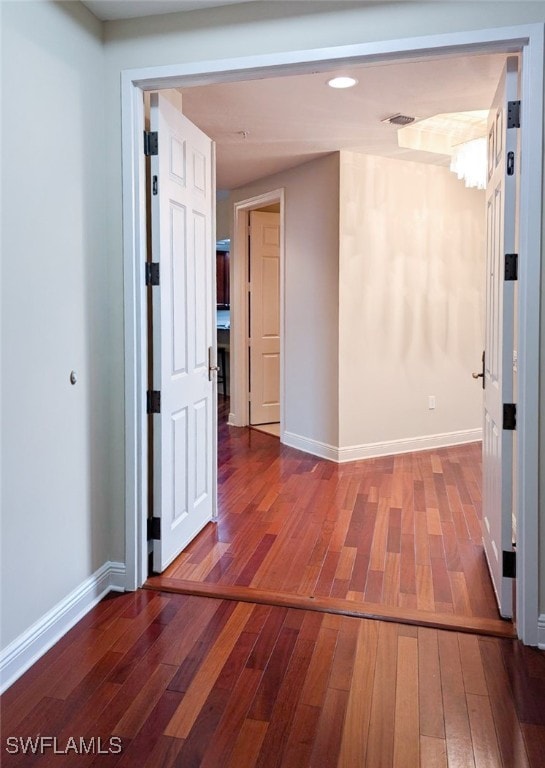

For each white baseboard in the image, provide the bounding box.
[0,561,126,693]
[283,428,482,463]
[282,431,339,461]
[336,428,482,462]
[538,614,545,650]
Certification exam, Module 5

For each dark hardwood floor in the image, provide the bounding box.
[1,589,544,767]
[2,402,543,766]
[148,396,512,637]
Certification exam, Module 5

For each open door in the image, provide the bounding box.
[149,92,216,572]
[482,57,519,618]
[249,210,281,425]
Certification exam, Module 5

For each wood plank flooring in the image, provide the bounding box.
[149,396,508,635]
[2,590,543,767]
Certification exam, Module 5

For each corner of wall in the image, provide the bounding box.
[0,562,126,694]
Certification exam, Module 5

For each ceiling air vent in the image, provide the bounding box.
[381,113,416,126]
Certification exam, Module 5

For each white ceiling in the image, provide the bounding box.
[82,0,256,21]
[80,2,507,190]
[178,52,506,189]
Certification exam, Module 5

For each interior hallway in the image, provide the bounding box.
[147,396,511,639]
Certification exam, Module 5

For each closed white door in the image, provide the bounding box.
[249,211,281,425]
[482,57,519,618]
[150,92,216,572]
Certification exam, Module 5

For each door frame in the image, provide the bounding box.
[229,190,285,432]
[121,24,544,645]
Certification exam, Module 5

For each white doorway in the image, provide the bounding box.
[121,25,543,645]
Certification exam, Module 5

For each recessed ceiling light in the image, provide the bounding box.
[327,76,358,89]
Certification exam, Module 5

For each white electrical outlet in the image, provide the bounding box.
[428,395,436,410]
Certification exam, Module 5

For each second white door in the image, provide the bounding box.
[249,210,281,425]
[482,57,519,618]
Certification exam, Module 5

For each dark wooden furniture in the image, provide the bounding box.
[216,249,230,308]
[216,346,227,396]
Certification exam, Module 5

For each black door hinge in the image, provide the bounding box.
[503,403,516,430]
[147,390,161,414]
[505,253,518,281]
[145,262,160,286]
[144,130,158,156]
[507,100,521,129]
[147,516,161,541]
[152,175,158,195]
[502,549,516,578]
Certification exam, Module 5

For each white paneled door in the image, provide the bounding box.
[249,211,281,425]
[482,57,519,618]
[150,92,216,572]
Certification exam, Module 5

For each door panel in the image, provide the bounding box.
[482,57,519,618]
[150,92,216,572]
[262,353,281,404]
[249,211,281,425]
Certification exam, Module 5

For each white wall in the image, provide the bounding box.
[216,194,231,242]
[0,2,113,650]
[221,150,485,457]
[103,1,545,65]
[339,152,485,452]
[226,155,341,448]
